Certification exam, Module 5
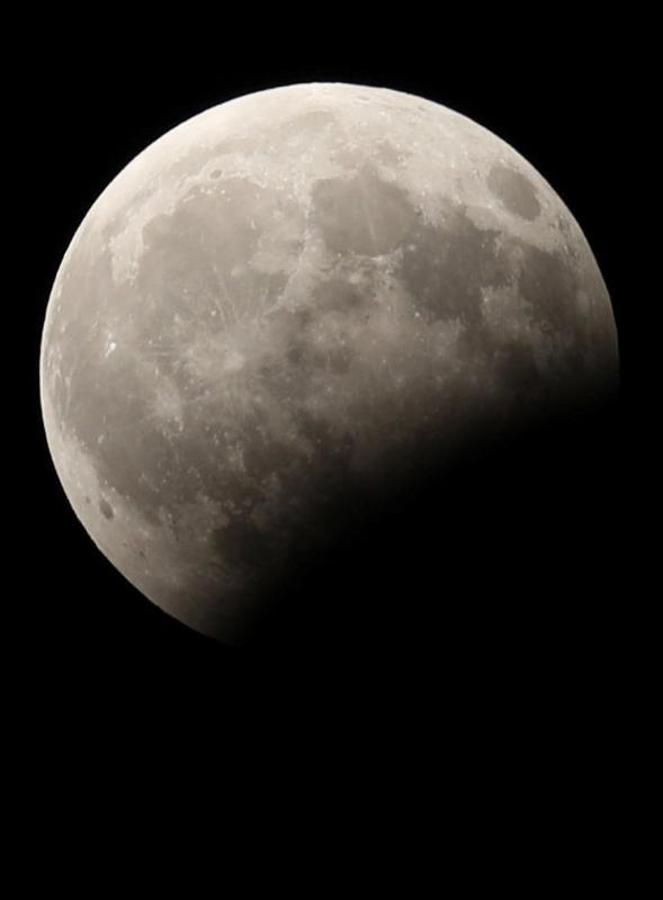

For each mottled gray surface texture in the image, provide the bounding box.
[40,83,619,640]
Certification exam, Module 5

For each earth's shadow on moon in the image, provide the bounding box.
[233,391,619,686]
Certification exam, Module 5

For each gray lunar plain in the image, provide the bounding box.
[40,83,619,641]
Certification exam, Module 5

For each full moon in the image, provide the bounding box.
[40,83,618,642]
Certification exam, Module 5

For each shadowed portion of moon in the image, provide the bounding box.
[40,83,618,643]
[243,399,619,667]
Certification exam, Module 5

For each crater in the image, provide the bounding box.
[99,497,114,520]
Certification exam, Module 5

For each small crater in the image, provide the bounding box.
[99,498,114,520]
[209,169,223,179]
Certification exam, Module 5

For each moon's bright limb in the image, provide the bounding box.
[40,83,618,641]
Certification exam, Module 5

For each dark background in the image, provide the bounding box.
[15,11,645,784]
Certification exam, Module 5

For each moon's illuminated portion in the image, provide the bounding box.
[40,83,618,641]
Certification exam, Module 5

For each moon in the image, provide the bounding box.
[40,83,619,642]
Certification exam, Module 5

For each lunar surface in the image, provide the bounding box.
[40,83,619,642]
